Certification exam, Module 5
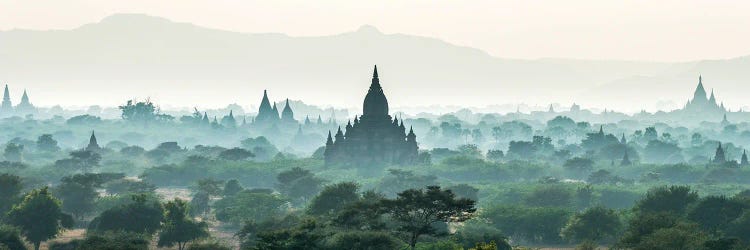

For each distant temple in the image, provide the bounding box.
[324,66,418,167]
[0,85,37,117]
[86,131,101,152]
[15,90,36,116]
[0,85,13,115]
[255,90,281,125]
[683,76,726,114]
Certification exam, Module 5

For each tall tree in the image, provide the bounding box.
[7,187,73,250]
[381,186,476,249]
[561,206,621,243]
[88,194,164,235]
[0,173,23,216]
[158,199,209,250]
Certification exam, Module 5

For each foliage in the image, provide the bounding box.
[561,206,621,243]
[0,174,23,216]
[7,187,72,250]
[636,185,698,215]
[88,194,164,235]
[50,231,149,250]
[214,190,289,224]
[381,186,476,249]
[0,225,26,250]
[157,199,209,250]
[276,167,324,204]
[325,231,405,250]
[307,182,360,216]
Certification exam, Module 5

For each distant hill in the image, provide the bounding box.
[1,13,749,112]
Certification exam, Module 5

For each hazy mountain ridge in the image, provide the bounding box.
[1,13,749,112]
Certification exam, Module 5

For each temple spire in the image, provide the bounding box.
[86,131,101,152]
[693,75,707,102]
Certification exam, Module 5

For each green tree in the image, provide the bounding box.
[0,174,23,216]
[189,191,210,217]
[563,157,594,176]
[7,187,73,250]
[50,231,149,250]
[381,186,476,249]
[158,199,209,250]
[88,194,164,235]
[686,195,748,234]
[36,134,60,152]
[119,99,167,125]
[524,185,573,207]
[635,223,707,250]
[616,212,680,248]
[222,179,243,197]
[0,225,26,250]
[326,231,405,250]
[561,206,621,243]
[56,173,116,220]
[193,178,224,197]
[307,182,360,216]
[636,185,698,215]
[214,190,288,224]
[726,211,750,243]
[218,148,254,161]
[276,167,323,204]
[3,143,23,162]
[68,150,102,173]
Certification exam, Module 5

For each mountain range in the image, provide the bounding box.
[2,13,750,113]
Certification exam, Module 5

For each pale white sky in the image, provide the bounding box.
[2,0,750,61]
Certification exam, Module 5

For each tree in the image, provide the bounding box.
[486,150,504,162]
[563,157,594,175]
[56,173,117,220]
[0,174,23,216]
[327,231,405,250]
[616,212,680,248]
[193,178,224,197]
[276,167,324,204]
[88,194,164,235]
[381,186,476,249]
[222,179,243,197]
[561,206,621,243]
[50,231,149,250]
[36,134,60,152]
[158,199,209,250]
[643,140,683,164]
[307,182,360,216]
[214,190,288,224]
[635,223,707,250]
[218,147,254,161]
[3,143,23,162]
[636,186,698,215]
[189,191,210,217]
[7,187,73,250]
[69,150,102,173]
[0,225,26,250]
[119,99,165,125]
[447,184,479,201]
[726,211,750,243]
[524,185,573,207]
[686,195,748,234]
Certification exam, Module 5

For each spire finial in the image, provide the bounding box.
[373,65,378,78]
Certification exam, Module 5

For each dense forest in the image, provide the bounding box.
[1,98,750,250]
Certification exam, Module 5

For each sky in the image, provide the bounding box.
[2,0,750,62]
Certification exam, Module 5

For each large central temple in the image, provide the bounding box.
[324,66,418,167]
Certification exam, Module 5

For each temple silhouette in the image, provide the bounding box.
[683,75,726,114]
[324,66,418,167]
[0,84,37,117]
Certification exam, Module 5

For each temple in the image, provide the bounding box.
[683,75,726,114]
[324,66,418,167]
